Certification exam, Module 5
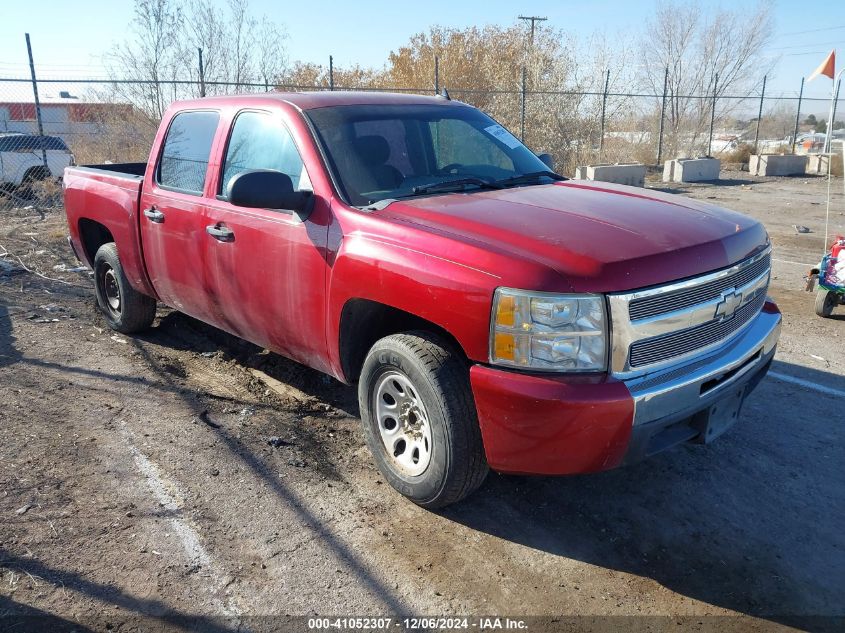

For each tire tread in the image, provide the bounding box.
[361,331,488,508]
[815,289,836,318]
[94,243,156,333]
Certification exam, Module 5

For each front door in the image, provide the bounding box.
[139,109,220,324]
[203,109,331,372]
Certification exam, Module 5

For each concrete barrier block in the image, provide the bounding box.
[749,154,808,177]
[676,157,720,182]
[806,154,831,175]
[576,163,646,187]
[663,157,721,182]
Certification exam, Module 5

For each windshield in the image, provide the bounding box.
[305,104,554,206]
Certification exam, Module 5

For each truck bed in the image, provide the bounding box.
[75,162,147,178]
[63,163,154,297]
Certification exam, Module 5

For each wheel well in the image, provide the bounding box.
[338,299,467,382]
[78,219,114,266]
[22,166,51,182]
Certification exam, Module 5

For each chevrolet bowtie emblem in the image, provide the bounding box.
[715,288,743,321]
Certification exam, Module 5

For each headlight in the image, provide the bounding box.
[490,288,607,371]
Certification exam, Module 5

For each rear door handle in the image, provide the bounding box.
[206,224,234,242]
[143,207,165,223]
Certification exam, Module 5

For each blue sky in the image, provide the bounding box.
[1,0,844,106]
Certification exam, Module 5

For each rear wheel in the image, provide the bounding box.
[815,289,838,318]
[93,242,156,333]
[358,331,488,509]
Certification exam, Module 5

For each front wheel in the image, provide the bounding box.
[93,242,156,333]
[358,331,488,508]
[815,289,838,318]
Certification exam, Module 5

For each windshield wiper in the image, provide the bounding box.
[492,171,565,188]
[410,177,502,196]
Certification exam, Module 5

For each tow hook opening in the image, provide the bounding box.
[700,350,761,396]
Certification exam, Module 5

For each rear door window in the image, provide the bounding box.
[157,110,220,194]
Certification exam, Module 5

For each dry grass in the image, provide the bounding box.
[722,143,753,165]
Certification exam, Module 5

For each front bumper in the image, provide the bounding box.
[469,300,782,475]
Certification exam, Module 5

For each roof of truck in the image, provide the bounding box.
[172,91,465,111]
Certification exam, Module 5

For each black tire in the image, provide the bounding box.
[93,242,156,333]
[358,331,488,508]
[815,289,837,318]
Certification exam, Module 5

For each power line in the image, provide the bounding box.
[767,39,844,52]
[776,24,845,37]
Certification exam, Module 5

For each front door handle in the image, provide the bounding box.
[206,224,234,242]
[143,207,165,223]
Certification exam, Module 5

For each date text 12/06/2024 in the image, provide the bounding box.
[307,617,528,630]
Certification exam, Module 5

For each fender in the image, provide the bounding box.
[325,205,569,380]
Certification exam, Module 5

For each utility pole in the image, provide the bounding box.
[599,69,610,161]
[707,72,719,157]
[656,66,669,165]
[753,75,766,154]
[198,48,206,97]
[791,77,804,154]
[24,33,47,170]
[520,66,527,142]
[518,15,547,45]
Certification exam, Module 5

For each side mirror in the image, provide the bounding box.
[536,153,555,171]
[227,169,313,217]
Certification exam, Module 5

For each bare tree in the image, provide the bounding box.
[182,0,227,95]
[226,0,255,89]
[105,0,289,110]
[105,0,184,118]
[639,1,774,156]
[256,20,289,89]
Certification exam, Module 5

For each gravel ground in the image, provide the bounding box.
[1,171,843,632]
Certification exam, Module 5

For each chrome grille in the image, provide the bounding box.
[607,247,771,377]
[629,253,771,320]
[629,292,766,367]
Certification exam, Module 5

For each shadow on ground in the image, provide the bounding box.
[127,310,845,628]
[0,553,237,632]
[13,294,841,628]
[651,177,759,195]
[440,359,844,630]
[0,299,21,368]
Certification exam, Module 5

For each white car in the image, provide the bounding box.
[0,133,74,191]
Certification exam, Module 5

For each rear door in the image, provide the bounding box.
[139,109,221,323]
[203,108,331,371]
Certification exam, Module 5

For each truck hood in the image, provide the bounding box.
[378,181,769,292]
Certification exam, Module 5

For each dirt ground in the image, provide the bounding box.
[1,171,843,633]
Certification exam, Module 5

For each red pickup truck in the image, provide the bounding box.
[63,92,781,507]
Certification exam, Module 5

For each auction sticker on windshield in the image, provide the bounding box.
[484,124,521,149]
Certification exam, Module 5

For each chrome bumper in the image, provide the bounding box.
[620,305,781,462]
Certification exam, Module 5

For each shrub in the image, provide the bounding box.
[722,142,753,164]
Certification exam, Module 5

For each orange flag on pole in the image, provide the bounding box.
[809,50,836,81]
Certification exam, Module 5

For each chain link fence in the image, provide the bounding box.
[0,73,840,215]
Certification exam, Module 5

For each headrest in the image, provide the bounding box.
[354,135,391,165]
